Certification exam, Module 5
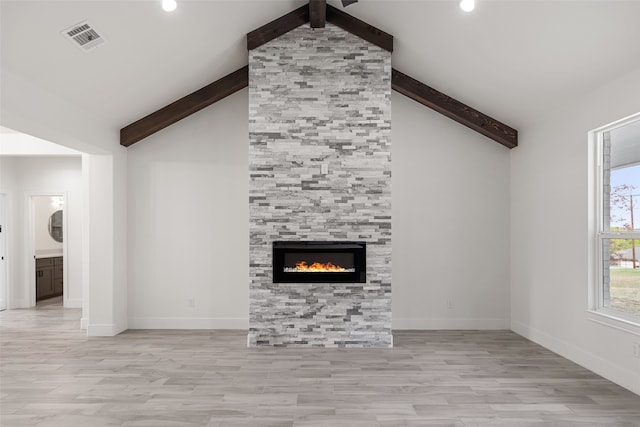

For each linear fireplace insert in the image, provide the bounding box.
[273,241,366,283]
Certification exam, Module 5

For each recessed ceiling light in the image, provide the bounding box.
[460,0,475,12]
[162,0,177,12]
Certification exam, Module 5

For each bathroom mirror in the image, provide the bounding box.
[48,210,63,243]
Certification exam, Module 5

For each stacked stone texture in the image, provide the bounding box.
[248,23,392,347]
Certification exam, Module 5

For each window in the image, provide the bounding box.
[592,113,640,325]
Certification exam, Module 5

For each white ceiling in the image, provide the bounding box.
[0,126,82,156]
[2,0,640,141]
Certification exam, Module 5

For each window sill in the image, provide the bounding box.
[586,310,640,336]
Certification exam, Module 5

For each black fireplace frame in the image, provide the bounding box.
[272,241,366,283]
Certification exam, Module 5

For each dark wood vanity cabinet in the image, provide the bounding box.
[36,257,63,301]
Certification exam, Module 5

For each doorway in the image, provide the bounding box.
[30,194,66,305]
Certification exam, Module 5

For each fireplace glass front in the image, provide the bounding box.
[273,241,366,283]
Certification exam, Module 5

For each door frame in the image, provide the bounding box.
[26,192,69,307]
[0,192,9,311]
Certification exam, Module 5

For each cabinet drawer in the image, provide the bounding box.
[36,258,54,267]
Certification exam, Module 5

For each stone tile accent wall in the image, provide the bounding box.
[248,23,392,347]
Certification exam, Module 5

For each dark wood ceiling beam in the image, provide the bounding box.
[247,4,309,50]
[122,7,514,148]
[310,0,326,28]
[246,4,392,52]
[326,4,392,52]
[120,66,248,147]
[391,68,518,148]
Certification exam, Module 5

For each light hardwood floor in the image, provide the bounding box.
[1,301,639,427]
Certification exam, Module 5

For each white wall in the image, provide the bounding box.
[127,89,249,329]
[511,65,640,395]
[126,87,512,330]
[392,92,511,329]
[0,156,82,308]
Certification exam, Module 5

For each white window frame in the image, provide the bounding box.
[589,112,640,333]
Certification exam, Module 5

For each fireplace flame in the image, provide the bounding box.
[288,260,350,272]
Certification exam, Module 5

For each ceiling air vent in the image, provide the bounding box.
[62,21,105,52]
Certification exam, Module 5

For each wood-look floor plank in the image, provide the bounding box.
[1,300,639,426]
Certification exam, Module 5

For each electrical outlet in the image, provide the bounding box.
[633,342,640,358]
[446,299,454,310]
[188,297,195,308]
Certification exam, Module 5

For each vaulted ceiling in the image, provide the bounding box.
[2,0,640,146]
[119,3,518,148]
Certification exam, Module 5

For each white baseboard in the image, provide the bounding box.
[511,320,640,396]
[64,298,82,308]
[87,323,126,336]
[393,317,510,330]
[113,319,128,335]
[128,317,249,330]
[80,317,88,330]
[10,298,31,309]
